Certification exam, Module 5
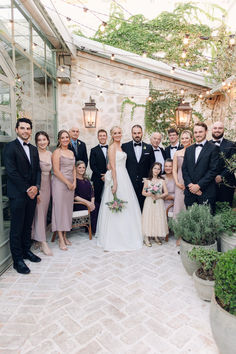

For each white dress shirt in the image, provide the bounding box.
[17,137,31,163]
[153,146,164,172]
[170,143,179,159]
[133,141,142,162]
[195,139,207,163]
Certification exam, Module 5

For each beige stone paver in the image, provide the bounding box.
[0,231,219,353]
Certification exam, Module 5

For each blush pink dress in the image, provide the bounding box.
[32,156,52,242]
[51,155,75,232]
[173,155,186,218]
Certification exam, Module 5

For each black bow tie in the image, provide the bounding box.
[170,146,178,149]
[100,145,108,149]
[134,142,142,147]
[196,143,203,147]
[23,142,29,146]
[153,148,160,152]
[212,140,221,144]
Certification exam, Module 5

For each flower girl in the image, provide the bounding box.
[142,162,169,247]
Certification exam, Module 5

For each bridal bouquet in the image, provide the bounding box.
[145,183,162,204]
[106,193,128,213]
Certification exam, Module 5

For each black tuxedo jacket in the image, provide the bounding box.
[90,145,107,181]
[210,138,236,186]
[4,139,41,198]
[121,141,155,184]
[165,143,183,159]
[69,139,88,166]
[182,141,219,199]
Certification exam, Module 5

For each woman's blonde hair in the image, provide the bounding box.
[75,160,89,180]
[109,126,122,146]
[180,129,193,140]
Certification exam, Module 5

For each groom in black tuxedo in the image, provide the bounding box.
[182,122,219,211]
[89,129,108,204]
[122,125,155,210]
[4,118,41,274]
[210,121,236,206]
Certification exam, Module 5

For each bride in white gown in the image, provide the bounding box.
[96,126,143,251]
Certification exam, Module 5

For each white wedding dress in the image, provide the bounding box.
[96,151,143,251]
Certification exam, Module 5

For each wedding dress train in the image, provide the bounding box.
[96,151,143,251]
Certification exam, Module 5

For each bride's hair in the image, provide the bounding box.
[109,126,122,146]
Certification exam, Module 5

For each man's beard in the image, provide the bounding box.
[212,132,224,140]
[133,136,142,143]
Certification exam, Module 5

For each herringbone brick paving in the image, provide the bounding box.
[0,231,218,353]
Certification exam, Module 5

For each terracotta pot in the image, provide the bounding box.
[180,239,217,275]
[210,292,236,354]
[193,270,214,301]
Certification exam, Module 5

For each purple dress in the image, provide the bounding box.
[51,155,75,232]
[173,155,186,218]
[164,175,175,211]
[32,158,52,242]
[74,178,98,233]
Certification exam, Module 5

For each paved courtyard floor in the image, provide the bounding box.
[0,231,218,354]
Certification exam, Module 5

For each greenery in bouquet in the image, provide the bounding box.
[106,193,127,213]
[214,248,236,315]
[215,202,236,236]
[188,248,221,281]
[169,203,223,245]
[145,182,162,204]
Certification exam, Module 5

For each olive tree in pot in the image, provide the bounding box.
[210,248,236,354]
[188,248,221,301]
[169,203,222,275]
[215,202,236,252]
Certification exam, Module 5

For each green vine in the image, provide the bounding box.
[120,98,146,121]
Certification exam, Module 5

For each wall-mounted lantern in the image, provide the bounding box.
[175,101,192,128]
[82,97,98,128]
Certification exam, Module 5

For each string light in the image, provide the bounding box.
[57,78,62,82]
[66,17,71,21]
[227,88,231,93]
[181,50,187,59]
[147,96,152,101]
[206,90,210,95]
[180,89,185,95]
[60,66,64,72]
[203,68,208,73]
[110,53,115,60]
[100,22,107,32]
[77,80,81,85]
[32,42,37,49]
[183,34,190,45]
[96,75,100,81]
[83,7,88,13]
[170,66,176,74]
[100,90,103,95]
[16,75,21,82]
[222,81,226,86]
[229,34,235,46]
[185,60,190,67]
[199,93,203,99]
[142,51,147,58]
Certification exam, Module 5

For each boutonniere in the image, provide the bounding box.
[143,145,146,150]
[78,141,81,145]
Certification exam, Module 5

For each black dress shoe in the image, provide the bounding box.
[23,250,41,263]
[13,260,30,274]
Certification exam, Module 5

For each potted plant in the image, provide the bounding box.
[215,202,236,252]
[188,248,221,301]
[210,248,236,354]
[169,203,223,275]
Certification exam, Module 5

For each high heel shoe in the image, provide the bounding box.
[154,237,162,245]
[40,242,53,256]
[63,237,72,246]
[144,236,152,247]
[59,240,68,251]
[33,241,40,250]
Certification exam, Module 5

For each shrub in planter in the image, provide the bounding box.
[188,248,221,301]
[210,249,236,354]
[214,248,236,315]
[169,203,223,275]
[216,202,236,252]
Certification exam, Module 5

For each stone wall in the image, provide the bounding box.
[57,52,216,153]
